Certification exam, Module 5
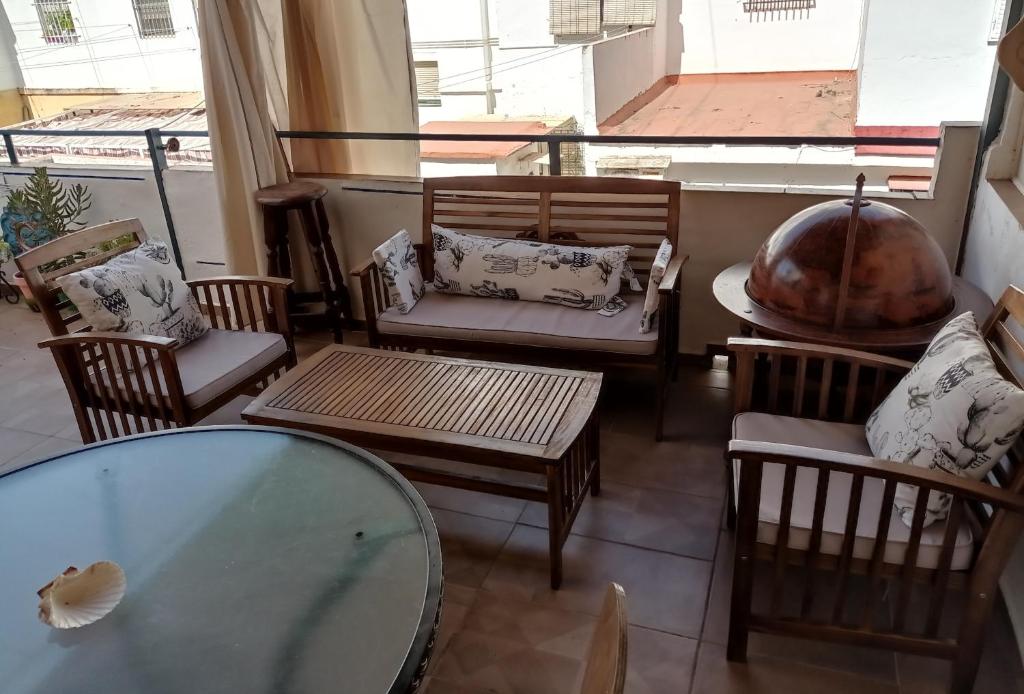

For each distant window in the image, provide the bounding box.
[742,0,816,12]
[550,0,602,37]
[990,0,1009,44]
[603,0,656,27]
[549,0,655,39]
[35,0,78,45]
[415,61,441,106]
[132,0,175,38]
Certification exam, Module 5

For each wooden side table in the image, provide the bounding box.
[255,181,352,342]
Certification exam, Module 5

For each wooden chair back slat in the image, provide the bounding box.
[422,176,680,282]
[14,219,147,337]
[830,473,864,625]
[769,463,798,616]
[799,467,831,619]
[893,487,931,631]
[861,478,898,628]
[578,583,628,694]
[925,500,965,637]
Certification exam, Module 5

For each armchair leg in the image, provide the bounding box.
[727,543,754,662]
[724,458,737,530]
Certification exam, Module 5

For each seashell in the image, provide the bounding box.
[37,561,126,629]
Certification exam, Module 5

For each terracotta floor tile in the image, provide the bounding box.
[432,508,515,589]
[518,481,722,559]
[483,525,712,638]
[691,642,900,694]
[414,482,528,524]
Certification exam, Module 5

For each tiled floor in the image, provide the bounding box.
[1,300,1022,693]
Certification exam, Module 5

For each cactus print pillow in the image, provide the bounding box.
[373,229,424,314]
[430,224,630,310]
[56,240,209,346]
[866,312,1024,527]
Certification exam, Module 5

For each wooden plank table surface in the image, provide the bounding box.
[243,345,603,587]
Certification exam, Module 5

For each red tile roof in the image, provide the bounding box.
[599,71,856,138]
[419,120,554,160]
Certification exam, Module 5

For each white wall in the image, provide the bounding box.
[0,1,22,91]
[679,0,864,74]
[591,29,658,124]
[1,0,202,91]
[857,0,998,127]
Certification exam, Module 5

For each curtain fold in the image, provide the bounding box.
[198,0,420,277]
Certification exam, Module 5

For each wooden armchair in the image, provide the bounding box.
[726,286,1024,694]
[15,219,297,443]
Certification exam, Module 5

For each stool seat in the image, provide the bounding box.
[254,181,328,207]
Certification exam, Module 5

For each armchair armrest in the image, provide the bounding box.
[728,337,914,422]
[728,337,915,373]
[39,332,178,351]
[658,254,688,294]
[729,439,1024,515]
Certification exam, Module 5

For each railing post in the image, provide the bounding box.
[549,137,562,176]
[2,133,17,166]
[144,127,186,276]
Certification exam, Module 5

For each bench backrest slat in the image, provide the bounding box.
[422,176,680,280]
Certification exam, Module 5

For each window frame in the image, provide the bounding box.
[132,0,176,39]
[35,0,79,45]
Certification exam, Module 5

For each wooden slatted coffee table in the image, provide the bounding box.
[242,345,602,588]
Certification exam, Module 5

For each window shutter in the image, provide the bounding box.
[415,61,441,106]
[549,0,602,36]
[132,0,175,38]
[603,0,656,26]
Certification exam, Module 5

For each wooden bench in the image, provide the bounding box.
[353,176,686,439]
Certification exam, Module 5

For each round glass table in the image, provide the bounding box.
[0,426,443,694]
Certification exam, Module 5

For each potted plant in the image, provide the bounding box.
[1,167,92,304]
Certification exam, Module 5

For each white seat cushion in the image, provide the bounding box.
[103,329,287,410]
[377,287,658,355]
[732,412,974,570]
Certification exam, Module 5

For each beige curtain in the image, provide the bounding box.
[198,0,419,276]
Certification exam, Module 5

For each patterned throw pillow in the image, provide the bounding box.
[866,312,1024,527]
[639,239,673,334]
[56,240,209,345]
[430,225,630,310]
[373,229,425,314]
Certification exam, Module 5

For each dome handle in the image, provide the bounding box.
[833,173,866,331]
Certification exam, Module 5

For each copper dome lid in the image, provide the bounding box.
[746,179,954,332]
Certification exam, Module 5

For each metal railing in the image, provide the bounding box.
[0,126,943,274]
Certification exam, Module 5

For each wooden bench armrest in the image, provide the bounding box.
[658,254,688,294]
[186,275,293,290]
[39,332,178,351]
[351,257,378,278]
[729,439,1024,514]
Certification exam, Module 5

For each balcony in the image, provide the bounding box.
[1,113,1023,693]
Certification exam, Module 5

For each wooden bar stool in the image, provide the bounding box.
[255,181,352,343]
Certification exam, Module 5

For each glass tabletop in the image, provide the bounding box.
[0,426,442,694]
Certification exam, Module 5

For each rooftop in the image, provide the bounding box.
[599,71,857,138]
[418,119,555,160]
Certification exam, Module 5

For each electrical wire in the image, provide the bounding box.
[440,42,588,90]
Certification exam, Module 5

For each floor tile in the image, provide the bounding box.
[518,480,722,559]
[414,482,527,524]
[601,429,727,499]
[432,508,515,589]
[0,426,52,467]
[483,525,711,638]
[1,436,81,473]
[691,642,899,694]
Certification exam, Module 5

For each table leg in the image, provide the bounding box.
[263,206,284,278]
[589,414,601,497]
[546,465,565,590]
